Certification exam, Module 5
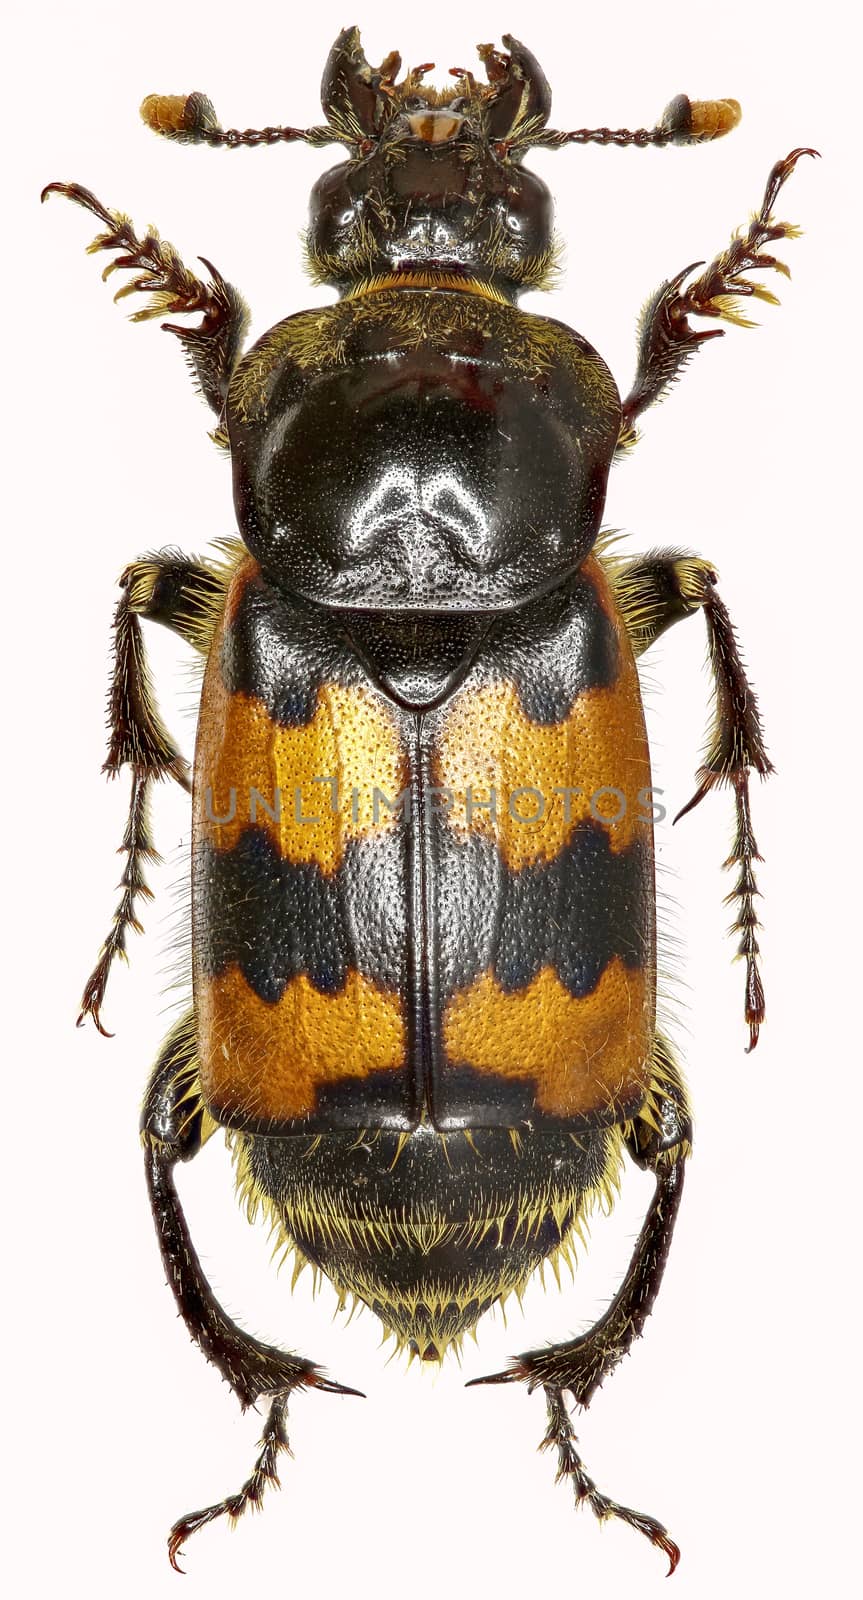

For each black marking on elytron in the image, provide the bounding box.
[486,565,619,722]
[224,1062,425,1135]
[430,1060,646,1134]
[219,570,366,726]
[194,829,408,999]
[431,821,653,1003]
[308,1067,420,1130]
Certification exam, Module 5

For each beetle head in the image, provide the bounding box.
[142,31,743,302]
[306,29,556,298]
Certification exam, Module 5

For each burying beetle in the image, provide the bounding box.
[43,25,814,1571]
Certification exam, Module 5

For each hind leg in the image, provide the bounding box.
[469,1035,691,1571]
[141,1011,362,1569]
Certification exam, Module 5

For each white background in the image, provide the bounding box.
[5,3,858,1596]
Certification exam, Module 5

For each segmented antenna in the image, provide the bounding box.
[140,93,339,148]
[139,78,741,156]
[534,96,742,150]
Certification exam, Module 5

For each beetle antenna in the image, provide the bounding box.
[141,93,341,148]
[533,95,742,149]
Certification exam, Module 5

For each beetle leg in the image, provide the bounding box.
[166,1396,292,1572]
[79,551,240,1033]
[41,181,249,422]
[119,544,241,655]
[610,549,771,1049]
[468,1037,691,1571]
[539,1388,680,1573]
[617,147,817,449]
[79,582,189,1034]
[141,1011,363,1570]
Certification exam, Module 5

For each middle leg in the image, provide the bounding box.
[609,548,772,1049]
[79,547,238,1032]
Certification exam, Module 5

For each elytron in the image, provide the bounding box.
[44,26,813,1570]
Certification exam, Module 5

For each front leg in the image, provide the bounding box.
[617,147,816,449]
[610,549,772,1049]
[142,1013,362,1569]
[469,1037,691,1571]
[41,182,249,422]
